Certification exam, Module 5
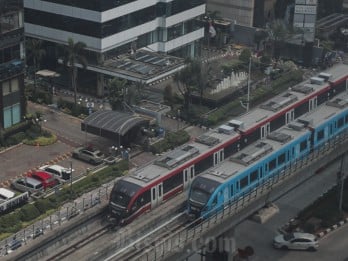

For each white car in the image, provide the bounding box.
[273,232,319,251]
[39,164,73,181]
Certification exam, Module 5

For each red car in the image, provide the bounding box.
[29,171,57,190]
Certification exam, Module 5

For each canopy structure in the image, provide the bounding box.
[81,110,150,146]
[35,69,60,78]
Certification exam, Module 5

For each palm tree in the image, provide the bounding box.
[108,77,127,111]
[61,38,87,107]
[26,39,46,88]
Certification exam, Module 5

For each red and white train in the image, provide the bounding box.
[108,64,348,225]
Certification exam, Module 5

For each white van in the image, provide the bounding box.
[0,188,15,203]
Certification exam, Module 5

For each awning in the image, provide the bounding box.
[35,69,60,78]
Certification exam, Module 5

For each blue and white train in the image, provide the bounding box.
[188,91,348,219]
[108,64,348,225]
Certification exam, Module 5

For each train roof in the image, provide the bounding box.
[120,64,348,188]
[123,129,240,187]
[300,92,348,128]
[200,123,311,184]
[230,64,348,133]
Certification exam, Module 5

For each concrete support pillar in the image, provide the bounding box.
[97,73,104,97]
[204,227,236,261]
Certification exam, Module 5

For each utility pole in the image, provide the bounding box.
[246,56,252,113]
[338,153,345,212]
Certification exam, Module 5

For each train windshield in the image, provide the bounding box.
[111,180,141,208]
[190,177,220,205]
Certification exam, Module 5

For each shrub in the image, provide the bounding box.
[19,204,40,222]
[23,134,57,146]
[34,199,56,214]
[150,130,190,154]
[0,212,21,233]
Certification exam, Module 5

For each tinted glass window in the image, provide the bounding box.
[300,140,307,152]
[269,158,276,171]
[337,117,344,128]
[240,176,248,189]
[317,129,324,141]
[191,176,220,194]
[250,170,258,183]
[278,153,286,165]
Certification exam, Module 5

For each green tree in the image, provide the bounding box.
[108,77,127,110]
[239,49,252,63]
[254,29,268,51]
[163,84,174,108]
[61,38,87,107]
[26,38,46,88]
[173,59,200,112]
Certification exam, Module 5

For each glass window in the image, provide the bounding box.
[3,106,12,128]
[250,170,258,183]
[300,140,307,152]
[11,78,18,92]
[12,104,20,125]
[278,153,286,165]
[317,130,324,141]
[2,81,10,95]
[269,158,276,171]
[240,176,248,189]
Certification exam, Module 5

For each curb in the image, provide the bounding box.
[316,217,348,238]
[278,216,348,239]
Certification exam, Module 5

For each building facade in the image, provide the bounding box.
[0,0,26,131]
[206,0,276,27]
[23,0,206,96]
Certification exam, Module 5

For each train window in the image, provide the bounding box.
[345,114,348,123]
[240,176,248,189]
[195,155,214,174]
[250,170,258,183]
[159,184,162,197]
[163,174,181,193]
[143,190,151,204]
[278,153,285,165]
[152,188,155,200]
[317,130,324,141]
[300,140,307,152]
[337,118,344,128]
[269,158,276,171]
[230,185,234,196]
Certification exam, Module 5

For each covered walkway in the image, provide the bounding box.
[81,110,149,146]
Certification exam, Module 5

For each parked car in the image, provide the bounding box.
[273,232,319,251]
[72,146,104,165]
[39,164,73,181]
[6,238,22,252]
[11,177,44,194]
[29,171,58,190]
[32,228,44,239]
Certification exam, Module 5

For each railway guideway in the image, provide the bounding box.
[136,131,348,261]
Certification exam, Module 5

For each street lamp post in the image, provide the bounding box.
[70,161,73,197]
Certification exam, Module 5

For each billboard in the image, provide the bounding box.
[293,0,317,42]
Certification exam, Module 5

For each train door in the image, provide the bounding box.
[285,109,295,124]
[223,186,229,203]
[213,149,224,166]
[150,183,163,209]
[260,123,270,139]
[309,97,317,112]
[183,165,195,190]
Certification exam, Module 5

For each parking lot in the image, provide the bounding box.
[0,141,97,189]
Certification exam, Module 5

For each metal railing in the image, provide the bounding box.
[137,131,348,261]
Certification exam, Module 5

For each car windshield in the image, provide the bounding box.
[95,151,103,157]
[284,233,295,241]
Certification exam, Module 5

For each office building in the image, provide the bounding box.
[0,0,26,131]
[23,0,206,96]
